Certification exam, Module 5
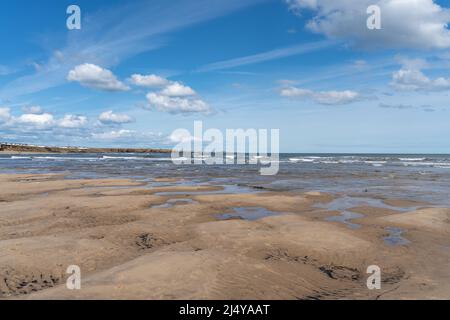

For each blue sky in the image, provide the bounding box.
[1,0,450,152]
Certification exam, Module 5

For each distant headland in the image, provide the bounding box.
[0,143,172,154]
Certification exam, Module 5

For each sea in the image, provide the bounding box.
[1,153,450,206]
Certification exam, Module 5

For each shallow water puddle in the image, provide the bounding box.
[314,196,420,229]
[216,207,280,221]
[146,179,201,189]
[383,227,411,246]
[316,196,419,212]
[82,185,139,191]
[155,184,261,196]
[152,198,196,209]
[314,196,372,229]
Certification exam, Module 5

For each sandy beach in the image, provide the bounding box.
[0,173,449,300]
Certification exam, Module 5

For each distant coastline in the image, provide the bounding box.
[0,143,172,154]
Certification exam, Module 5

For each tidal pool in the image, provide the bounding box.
[216,207,280,221]
[151,198,196,209]
[384,227,411,246]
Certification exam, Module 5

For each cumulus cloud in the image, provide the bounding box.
[66,65,210,115]
[280,86,361,105]
[0,105,172,147]
[15,113,55,129]
[67,64,129,92]
[391,59,450,91]
[286,0,450,49]
[391,69,450,91]
[98,110,134,125]
[129,74,169,88]
[1,109,90,131]
[161,82,196,97]
[146,92,211,114]
[58,115,88,128]
[134,75,211,114]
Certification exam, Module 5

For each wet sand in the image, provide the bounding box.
[0,173,449,300]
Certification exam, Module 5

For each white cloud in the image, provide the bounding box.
[21,105,43,115]
[391,59,450,91]
[391,69,430,91]
[98,110,134,125]
[139,77,211,114]
[16,113,55,129]
[67,64,129,92]
[286,0,450,49]
[92,129,137,140]
[129,74,169,88]
[161,82,196,97]
[58,115,88,128]
[0,107,11,122]
[286,0,317,12]
[0,105,173,147]
[146,92,211,114]
[281,86,361,105]
[2,110,88,130]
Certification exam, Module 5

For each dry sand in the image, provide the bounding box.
[0,173,449,300]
